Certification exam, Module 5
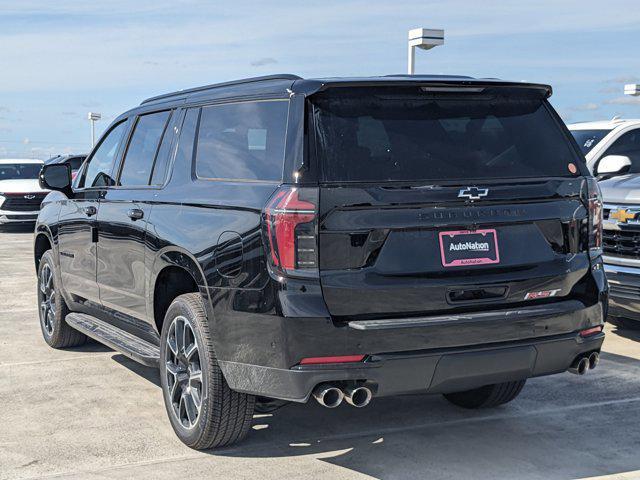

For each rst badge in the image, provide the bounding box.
[524,289,561,300]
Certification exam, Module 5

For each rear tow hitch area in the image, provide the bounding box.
[312,382,373,408]
[568,351,600,375]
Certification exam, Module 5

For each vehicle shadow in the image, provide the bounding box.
[71,340,114,354]
[112,353,161,387]
[609,322,640,343]
[113,348,640,479]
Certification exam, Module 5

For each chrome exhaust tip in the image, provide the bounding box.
[344,386,373,408]
[588,351,600,370]
[312,384,344,408]
[569,356,589,375]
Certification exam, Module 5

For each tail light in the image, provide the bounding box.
[263,186,319,277]
[586,177,603,258]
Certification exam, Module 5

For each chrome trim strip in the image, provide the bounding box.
[604,263,640,276]
[603,255,640,268]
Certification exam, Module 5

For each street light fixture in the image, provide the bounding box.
[624,84,640,96]
[408,28,444,75]
[87,112,102,148]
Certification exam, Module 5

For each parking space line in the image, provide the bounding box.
[0,353,110,367]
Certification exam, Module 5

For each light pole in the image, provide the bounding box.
[87,112,102,148]
[624,84,640,97]
[408,28,444,75]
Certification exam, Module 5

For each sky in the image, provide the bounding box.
[1,0,640,159]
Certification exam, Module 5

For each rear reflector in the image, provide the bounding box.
[579,326,603,337]
[299,355,366,365]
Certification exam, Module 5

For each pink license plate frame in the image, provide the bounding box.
[439,229,500,267]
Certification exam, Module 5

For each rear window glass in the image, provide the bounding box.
[312,87,581,182]
[570,129,611,155]
[195,100,288,181]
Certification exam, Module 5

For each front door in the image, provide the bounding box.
[57,120,128,306]
[57,191,101,303]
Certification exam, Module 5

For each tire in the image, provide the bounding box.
[159,293,255,449]
[37,250,87,348]
[443,380,526,409]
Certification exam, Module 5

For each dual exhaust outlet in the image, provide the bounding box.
[312,383,373,408]
[313,352,600,406]
[568,351,600,376]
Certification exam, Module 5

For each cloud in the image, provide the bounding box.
[250,57,278,67]
[569,103,599,111]
[599,86,621,94]
[603,75,640,84]
[605,96,640,105]
[557,111,573,122]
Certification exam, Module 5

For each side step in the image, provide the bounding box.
[65,313,160,367]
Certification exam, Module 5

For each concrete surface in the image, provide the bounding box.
[1,225,640,480]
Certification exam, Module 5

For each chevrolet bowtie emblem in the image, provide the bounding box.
[610,208,637,224]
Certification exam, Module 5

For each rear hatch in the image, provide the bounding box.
[310,85,595,319]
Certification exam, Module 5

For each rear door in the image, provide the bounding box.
[96,109,174,323]
[311,86,592,318]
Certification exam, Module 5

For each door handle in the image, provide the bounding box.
[127,208,144,221]
[82,206,97,217]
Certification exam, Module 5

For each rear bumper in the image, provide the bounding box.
[604,261,640,321]
[219,300,605,402]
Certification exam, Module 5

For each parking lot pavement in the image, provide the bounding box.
[1,227,640,480]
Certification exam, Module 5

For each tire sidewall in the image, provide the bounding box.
[159,295,213,447]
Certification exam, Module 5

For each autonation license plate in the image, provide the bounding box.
[439,229,500,267]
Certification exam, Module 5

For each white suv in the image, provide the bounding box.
[568,119,640,324]
[0,159,47,225]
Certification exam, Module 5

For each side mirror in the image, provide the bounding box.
[596,155,632,178]
[39,163,73,196]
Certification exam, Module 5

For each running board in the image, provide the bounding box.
[65,313,160,367]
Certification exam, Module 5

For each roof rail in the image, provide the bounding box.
[141,74,302,105]
[382,74,474,79]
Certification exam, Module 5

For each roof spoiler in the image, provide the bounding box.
[294,79,552,98]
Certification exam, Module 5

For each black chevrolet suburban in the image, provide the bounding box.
[34,74,607,449]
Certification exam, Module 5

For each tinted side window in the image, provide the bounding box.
[173,108,200,176]
[82,121,127,188]
[119,111,171,186]
[149,114,177,185]
[603,129,640,173]
[195,100,288,181]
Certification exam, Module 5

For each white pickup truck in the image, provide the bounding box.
[568,118,640,324]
